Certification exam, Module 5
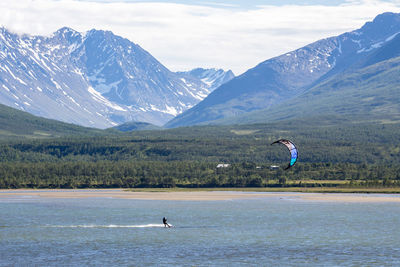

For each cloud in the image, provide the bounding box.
[1,0,400,74]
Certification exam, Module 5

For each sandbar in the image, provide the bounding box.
[0,189,275,201]
[0,189,400,202]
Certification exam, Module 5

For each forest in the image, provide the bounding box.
[0,119,399,189]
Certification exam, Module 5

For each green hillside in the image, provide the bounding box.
[0,103,109,139]
[220,56,400,125]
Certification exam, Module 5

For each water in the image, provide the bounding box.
[1,193,400,266]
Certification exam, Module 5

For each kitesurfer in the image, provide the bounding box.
[163,217,170,228]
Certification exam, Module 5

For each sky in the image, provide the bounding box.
[1,0,400,75]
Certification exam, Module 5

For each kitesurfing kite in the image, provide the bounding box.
[271,139,298,170]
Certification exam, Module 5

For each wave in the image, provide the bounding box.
[46,224,172,228]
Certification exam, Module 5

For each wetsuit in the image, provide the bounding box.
[163,217,170,227]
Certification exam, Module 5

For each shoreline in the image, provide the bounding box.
[1,189,400,202]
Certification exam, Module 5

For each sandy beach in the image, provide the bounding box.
[1,189,400,202]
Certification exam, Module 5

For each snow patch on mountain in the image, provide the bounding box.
[87,86,127,112]
[177,68,235,92]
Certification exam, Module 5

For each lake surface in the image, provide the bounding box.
[1,193,400,266]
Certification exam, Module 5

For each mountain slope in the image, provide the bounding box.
[0,27,230,128]
[166,12,400,128]
[219,55,400,125]
[73,29,213,123]
[0,103,106,139]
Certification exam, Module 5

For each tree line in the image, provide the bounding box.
[0,121,399,189]
[0,161,399,189]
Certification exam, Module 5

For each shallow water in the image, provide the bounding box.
[1,194,400,266]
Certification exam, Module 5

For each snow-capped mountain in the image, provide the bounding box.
[176,68,234,92]
[0,27,232,128]
[166,12,400,127]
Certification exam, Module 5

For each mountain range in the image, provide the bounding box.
[1,12,399,131]
[166,12,400,127]
[0,27,234,128]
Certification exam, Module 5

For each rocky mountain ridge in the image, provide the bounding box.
[0,27,233,128]
[166,12,400,128]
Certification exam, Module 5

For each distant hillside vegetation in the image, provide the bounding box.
[0,103,107,139]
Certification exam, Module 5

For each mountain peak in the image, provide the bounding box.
[83,28,132,48]
[357,12,400,37]
[86,28,116,39]
[52,27,82,43]
[54,27,79,36]
[373,12,400,23]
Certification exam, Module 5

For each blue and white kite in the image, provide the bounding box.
[271,139,298,170]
